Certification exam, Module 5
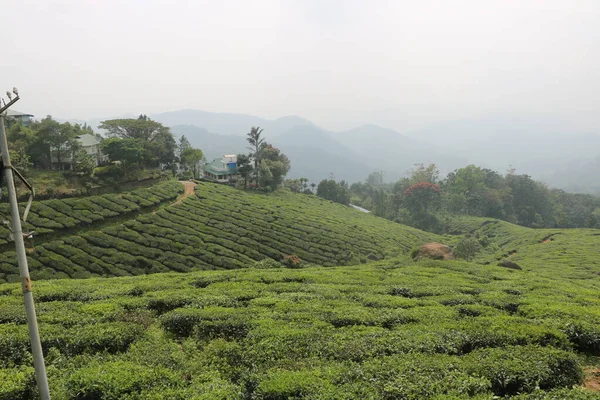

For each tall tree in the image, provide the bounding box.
[180,148,204,178]
[99,116,171,142]
[258,144,290,190]
[236,154,253,189]
[178,135,192,159]
[246,126,264,184]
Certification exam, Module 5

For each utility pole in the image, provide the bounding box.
[0,88,50,399]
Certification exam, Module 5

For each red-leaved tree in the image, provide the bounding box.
[403,182,441,214]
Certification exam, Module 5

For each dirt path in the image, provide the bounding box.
[171,181,197,206]
[151,181,196,214]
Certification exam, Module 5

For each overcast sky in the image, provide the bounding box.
[2,0,599,132]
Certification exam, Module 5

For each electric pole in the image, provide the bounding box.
[0,88,50,399]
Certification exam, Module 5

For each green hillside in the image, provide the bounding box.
[2,255,600,398]
[0,182,436,283]
[1,182,600,398]
[444,216,600,279]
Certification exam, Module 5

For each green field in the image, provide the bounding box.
[1,182,599,398]
[0,182,436,283]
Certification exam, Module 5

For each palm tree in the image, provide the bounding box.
[247,126,264,186]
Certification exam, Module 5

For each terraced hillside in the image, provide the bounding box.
[2,256,600,399]
[444,216,600,279]
[0,182,437,283]
[0,180,184,245]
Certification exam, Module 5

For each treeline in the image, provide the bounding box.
[6,114,204,180]
[324,164,600,231]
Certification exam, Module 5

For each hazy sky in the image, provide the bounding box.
[2,0,599,132]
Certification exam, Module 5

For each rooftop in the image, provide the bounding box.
[76,134,101,147]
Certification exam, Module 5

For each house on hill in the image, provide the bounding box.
[50,134,108,169]
[201,154,238,183]
[6,109,34,126]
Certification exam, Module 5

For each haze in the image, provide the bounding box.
[2,0,599,133]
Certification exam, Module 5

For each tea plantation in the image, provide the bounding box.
[0,180,184,246]
[2,255,600,399]
[0,182,436,283]
[1,182,600,398]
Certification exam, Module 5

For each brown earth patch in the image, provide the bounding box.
[413,243,455,261]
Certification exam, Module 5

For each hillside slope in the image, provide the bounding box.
[0,182,437,283]
[444,216,600,279]
[2,257,600,398]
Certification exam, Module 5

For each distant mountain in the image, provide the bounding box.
[153,110,315,137]
[334,124,467,180]
[170,125,247,160]
[63,109,600,193]
[171,123,372,183]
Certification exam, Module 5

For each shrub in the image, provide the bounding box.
[0,367,34,400]
[282,254,302,269]
[64,360,180,400]
[252,258,283,269]
[463,345,583,396]
[454,236,481,261]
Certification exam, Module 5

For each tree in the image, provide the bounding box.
[317,180,350,205]
[236,154,253,189]
[102,138,146,175]
[366,171,384,187]
[100,116,176,171]
[310,182,316,192]
[246,126,264,184]
[73,149,96,177]
[403,182,441,214]
[180,148,204,178]
[285,179,303,193]
[178,135,192,158]
[258,144,290,190]
[99,115,171,142]
[408,163,439,185]
[39,119,79,169]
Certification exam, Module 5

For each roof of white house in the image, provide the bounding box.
[76,134,101,147]
[6,109,34,117]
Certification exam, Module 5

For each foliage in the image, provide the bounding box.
[0,181,435,281]
[453,236,481,261]
[282,254,302,268]
[1,247,599,398]
[350,163,600,232]
[0,180,183,248]
[72,149,96,177]
[236,154,253,189]
[100,115,177,172]
[246,126,264,185]
[317,179,350,205]
[179,147,204,179]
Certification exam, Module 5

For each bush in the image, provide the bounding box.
[64,360,180,400]
[252,258,283,269]
[463,345,583,396]
[0,367,34,400]
[282,254,302,269]
[454,236,481,261]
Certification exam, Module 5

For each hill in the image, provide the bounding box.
[2,250,600,398]
[1,184,600,398]
[0,182,437,283]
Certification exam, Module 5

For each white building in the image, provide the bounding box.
[50,134,108,169]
